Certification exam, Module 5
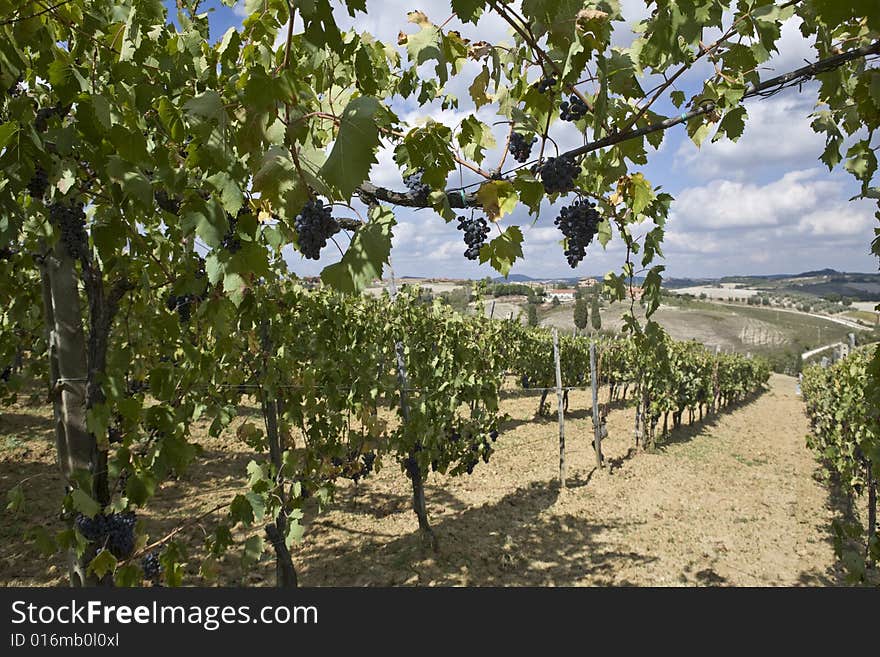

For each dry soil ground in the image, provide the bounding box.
[0,374,850,586]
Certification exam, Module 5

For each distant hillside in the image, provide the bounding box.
[663,277,714,289]
[794,268,840,277]
[704,270,880,301]
[485,270,880,301]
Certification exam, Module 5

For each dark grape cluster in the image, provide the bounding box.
[155,189,180,214]
[1,365,12,382]
[127,378,148,395]
[554,198,601,268]
[403,455,419,479]
[141,551,161,583]
[35,105,65,132]
[49,202,88,260]
[447,426,500,474]
[166,293,197,323]
[109,425,124,446]
[533,76,556,93]
[559,95,588,122]
[508,132,537,163]
[456,215,490,260]
[26,165,49,199]
[294,199,339,260]
[535,156,579,194]
[362,451,376,474]
[6,76,23,98]
[403,169,430,203]
[74,511,137,558]
[222,212,243,254]
[332,448,377,483]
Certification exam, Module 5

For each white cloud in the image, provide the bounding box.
[672,169,838,230]
[797,206,875,238]
[662,169,878,277]
[675,91,825,180]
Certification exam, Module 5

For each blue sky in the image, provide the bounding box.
[175,1,879,280]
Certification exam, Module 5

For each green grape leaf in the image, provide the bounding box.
[88,549,117,579]
[629,173,655,216]
[71,489,101,518]
[451,0,485,23]
[476,180,518,221]
[0,122,19,150]
[230,494,255,525]
[183,90,227,131]
[468,66,491,108]
[479,225,523,277]
[27,526,57,556]
[457,115,496,163]
[321,205,396,293]
[242,535,264,567]
[512,170,544,216]
[319,96,382,200]
[5,484,24,514]
[207,172,244,217]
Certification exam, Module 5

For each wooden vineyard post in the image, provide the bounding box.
[712,345,721,414]
[590,341,603,468]
[868,460,876,567]
[552,328,566,488]
[489,299,496,319]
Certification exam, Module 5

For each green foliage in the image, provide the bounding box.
[573,294,589,330]
[503,324,769,424]
[526,302,539,327]
[802,347,880,580]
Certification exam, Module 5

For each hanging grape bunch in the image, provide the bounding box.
[532,75,556,93]
[456,214,490,260]
[74,511,137,559]
[535,155,579,194]
[141,551,161,585]
[508,132,537,163]
[26,165,49,199]
[127,378,148,395]
[403,169,431,203]
[554,198,602,268]
[6,76,22,98]
[34,105,65,132]
[222,210,244,254]
[559,95,588,122]
[165,292,197,323]
[294,198,340,260]
[49,201,88,260]
[154,189,180,214]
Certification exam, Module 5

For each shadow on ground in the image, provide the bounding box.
[297,479,657,586]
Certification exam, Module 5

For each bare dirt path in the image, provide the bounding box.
[294,373,841,586]
[0,374,843,586]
